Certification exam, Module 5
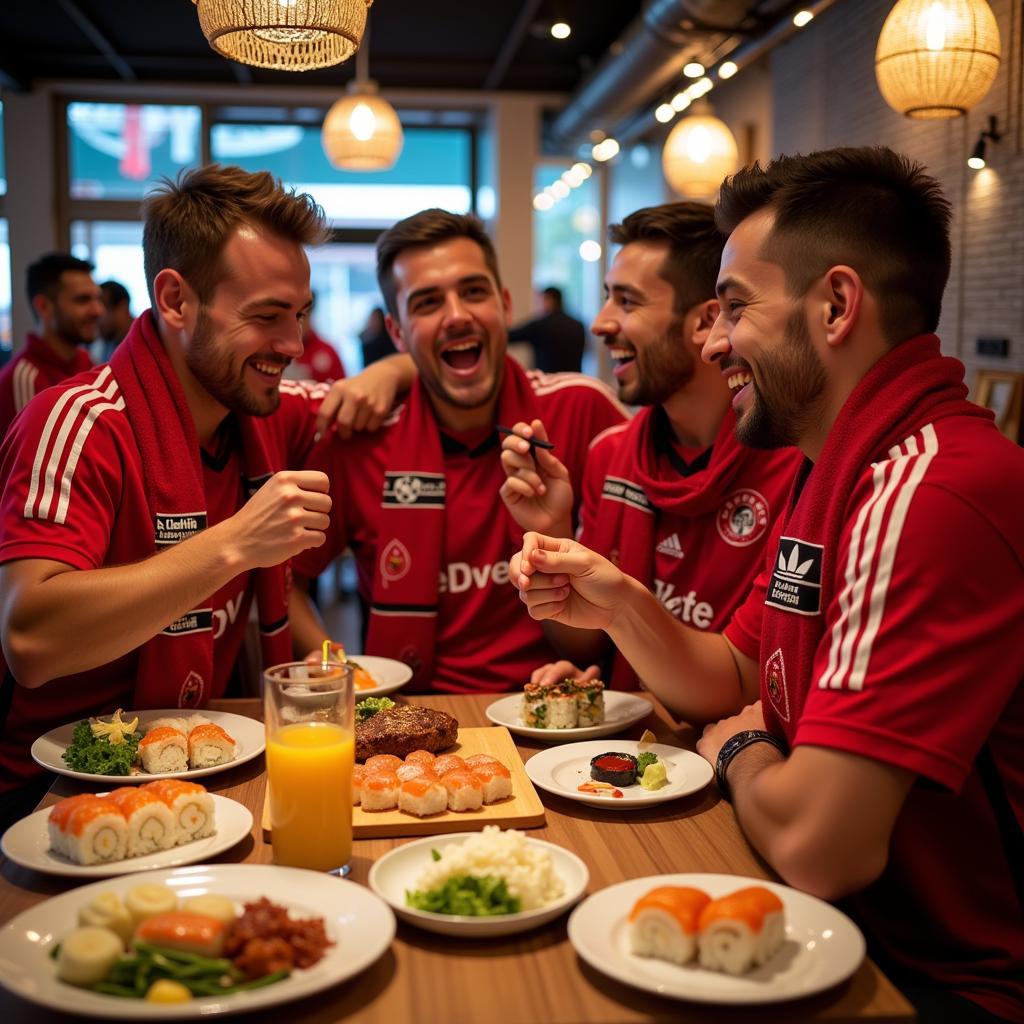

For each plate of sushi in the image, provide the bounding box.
[0,864,395,1018]
[568,873,865,1005]
[368,827,589,937]
[31,709,265,784]
[525,739,713,809]
[1,783,253,878]
[346,655,413,697]
[486,681,652,742]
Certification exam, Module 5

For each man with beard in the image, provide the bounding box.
[499,202,801,689]
[0,165,400,826]
[288,208,626,693]
[0,254,103,438]
[510,148,1023,1023]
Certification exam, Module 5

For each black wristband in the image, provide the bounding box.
[714,729,786,801]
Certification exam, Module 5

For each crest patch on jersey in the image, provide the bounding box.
[379,537,412,587]
[764,647,791,722]
[179,670,205,708]
[382,472,446,508]
[765,536,823,615]
[154,511,207,545]
[716,489,769,547]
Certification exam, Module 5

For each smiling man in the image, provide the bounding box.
[509,148,1023,1023]
[289,208,626,692]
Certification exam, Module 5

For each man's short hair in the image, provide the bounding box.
[100,280,131,309]
[142,164,328,310]
[376,209,502,318]
[542,286,563,308]
[26,253,94,305]
[609,202,724,315]
[715,146,951,342]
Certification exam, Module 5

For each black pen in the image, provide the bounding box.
[496,424,556,450]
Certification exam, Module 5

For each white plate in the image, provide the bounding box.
[1,795,253,878]
[485,691,652,742]
[368,832,588,937]
[351,655,413,697]
[568,873,865,1005]
[0,863,395,1018]
[525,740,713,809]
[30,710,265,785]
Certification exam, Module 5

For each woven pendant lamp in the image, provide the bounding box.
[322,26,403,170]
[192,0,372,72]
[875,0,1001,118]
[662,106,738,199]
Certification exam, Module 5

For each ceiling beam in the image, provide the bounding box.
[483,0,544,90]
[230,62,253,85]
[56,0,137,81]
[0,51,30,92]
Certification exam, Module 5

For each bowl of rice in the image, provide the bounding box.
[367,826,589,937]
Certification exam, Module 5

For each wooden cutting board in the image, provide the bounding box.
[262,726,546,839]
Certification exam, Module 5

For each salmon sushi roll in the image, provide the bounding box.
[463,754,499,768]
[360,770,399,811]
[365,754,403,774]
[629,886,710,965]
[698,886,786,974]
[107,787,175,856]
[352,764,367,805]
[48,794,109,858]
[432,754,467,777]
[64,798,128,865]
[398,776,447,817]
[404,749,436,767]
[471,762,512,803]
[143,780,215,844]
[187,723,237,769]
[139,726,188,774]
[443,769,484,811]
[396,762,437,782]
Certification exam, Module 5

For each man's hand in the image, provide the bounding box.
[696,700,769,768]
[529,659,601,687]
[499,419,574,537]
[510,532,630,632]
[222,470,331,568]
[315,353,415,439]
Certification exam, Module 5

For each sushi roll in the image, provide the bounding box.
[472,762,513,803]
[143,716,188,735]
[698,886,786,975]
[143,779,215,843]
[520,681,551,728]
[545,682,580,729]
[63,797,129,865]
[352,764,367,805]
[139,726,188,774]
[107,786,176,856]
[398,776,448,817]
[443,769,484,811]
[48,794,109,858]
[187,722,236,769]
[576,679,605,727]
[404,749,437,767]
[629,886,710,965]
[361,770,399,811]
[463,753,499,768]
[396,762,436,782]
[365,753,403,773]
[432,753,467,777]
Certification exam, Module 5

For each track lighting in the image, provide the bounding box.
[967,115,1001,170]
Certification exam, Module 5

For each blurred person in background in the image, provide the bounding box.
[93,279,135,363]
[359,306,395,367]
[508,285,586,374]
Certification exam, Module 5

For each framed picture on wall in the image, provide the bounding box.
[973,370,1024,443]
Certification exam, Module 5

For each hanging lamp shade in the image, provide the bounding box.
[192,0,372,72]
[662,112,738,199]
[875,0,1000,118]
[322,80,404,170]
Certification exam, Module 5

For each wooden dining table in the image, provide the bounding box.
[0,692,915,1023]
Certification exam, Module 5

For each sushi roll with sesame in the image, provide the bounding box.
[629,886,710,965]
[520,680,551,728]
[472,762,513,803]
[463,753,499,768]
[432,753,467,777]
[404,749,437,767]
[361,770,399,811]
[143,779,214,844]
[107,786,176,856]
[62,797,129,865]
[698,886,786,974]
[365,753,403,773]
[576,678,605,727]
[443,769,484,811]
[396,762,436,782]
[139,726,188,774]
[398,776,448,817]
[545,681,580,729]
[187,722,236,769]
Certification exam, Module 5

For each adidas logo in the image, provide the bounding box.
[776,544,814,581]
[656,533,685,559]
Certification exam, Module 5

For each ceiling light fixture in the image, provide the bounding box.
[655,103,675,123]
[967,114,1001,168]
[793,10,814,27]
[551,22,571,40]
[662,103,739,199]
[321,23,403,170]
[192,0,370,71]
[718,61,738,79]
[875,0,1001,118]
[683,61,705,77]
[592,138,620,162]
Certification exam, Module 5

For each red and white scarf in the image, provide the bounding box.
[109,312,291,708]
[758,334,991,736]
[366,357,541,690]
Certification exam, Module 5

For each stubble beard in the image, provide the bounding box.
[618,317,694,407]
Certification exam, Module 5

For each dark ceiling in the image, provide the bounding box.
[0,1,643,94]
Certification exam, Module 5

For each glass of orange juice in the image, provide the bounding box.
[263,660,354,875]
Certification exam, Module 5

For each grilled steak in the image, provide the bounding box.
[356,705,459,761]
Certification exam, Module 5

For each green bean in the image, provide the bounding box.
[92,982,139,998]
